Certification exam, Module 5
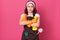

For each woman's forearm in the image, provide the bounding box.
[19,21,28,26]
[27,19,37,25]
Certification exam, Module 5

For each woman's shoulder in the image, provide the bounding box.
[35,13,40,17]
[21,13,27,17]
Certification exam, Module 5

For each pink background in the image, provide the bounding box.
[0,0,60,40]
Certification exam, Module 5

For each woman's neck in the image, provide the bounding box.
[28,12,33,15]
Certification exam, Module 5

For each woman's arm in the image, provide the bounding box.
[19,13,36,26]
[31,14,40,27]
[19,14,28,26]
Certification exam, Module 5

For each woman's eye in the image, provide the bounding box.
[27,6,34,8]
[31,6,34,7]
[27,6,30,8]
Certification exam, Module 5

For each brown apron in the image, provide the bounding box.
[21,25,39,40]
[21,16,39,40]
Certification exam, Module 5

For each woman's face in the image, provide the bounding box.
[27,3,34,13]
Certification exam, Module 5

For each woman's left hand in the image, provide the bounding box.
[31,23,39,27]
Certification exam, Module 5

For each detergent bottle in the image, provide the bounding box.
[32,16,38,31]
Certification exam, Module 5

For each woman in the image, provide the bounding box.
[19,0,40,40]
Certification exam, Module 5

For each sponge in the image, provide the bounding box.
[32,26,37,31]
